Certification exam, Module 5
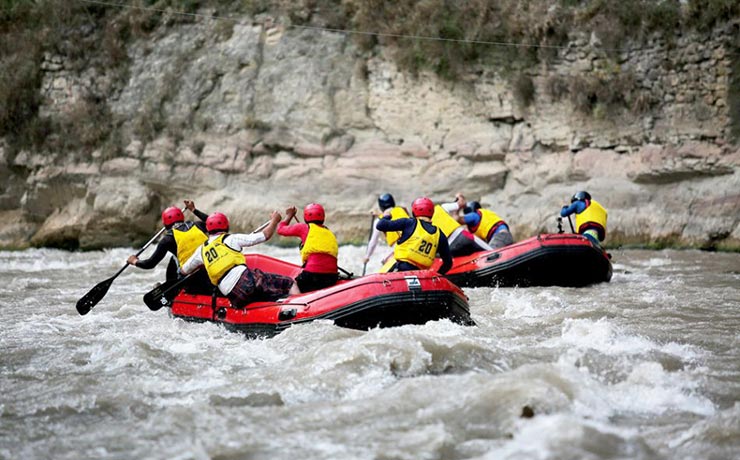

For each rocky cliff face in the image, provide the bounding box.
[1,15,739,250]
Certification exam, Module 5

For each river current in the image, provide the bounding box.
[1,245,738,460]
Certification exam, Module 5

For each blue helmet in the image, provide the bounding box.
[571,191,592,203]
[378,193,395,211]
[463,201,481,214]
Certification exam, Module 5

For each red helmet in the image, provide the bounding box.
[411,197,434,218]
[206,212,229,233]
[161,206,184,227]
[303,203,325,224]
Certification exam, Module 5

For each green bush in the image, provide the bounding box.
[685,0,740,31]
[0,44,41,139]
[729,58,740,141]
[513,74,535,109]
[548,65,645,117]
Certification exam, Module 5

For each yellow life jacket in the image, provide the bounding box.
[378,256,396,274]
[576,199,608,242]
[431,205,461,237]
[384,206,410,246]
[474,209,505,241]
[300,223,339,264]
[394,219,440,269]
[201,234,245,285]
[173,222,208,266]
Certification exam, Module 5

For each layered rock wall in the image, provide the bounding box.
[1,16,738,250]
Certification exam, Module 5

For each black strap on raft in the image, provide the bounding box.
[211,287,221,320]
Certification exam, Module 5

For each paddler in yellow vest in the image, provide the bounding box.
[278,203,339,294]
[127,199,213,294]
[433,194,492,257]
[179,211,294,308]
[362,193,411,268]
[461,200,515,249]
[560,191,608,246]
[376,197,453,274]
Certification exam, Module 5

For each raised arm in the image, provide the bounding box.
[560,200,586,218]
[261,210,283,241]
[376,216,411,232]
[364,218,382,260]
[184,200,209,221]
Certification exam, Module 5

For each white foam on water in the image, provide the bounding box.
[497,288,568,321]
[667,402,740,450]
[555,317,701,359]
[538,318,716,420]
[608,362,715,416]
[1,247,738,460]
[638,257,673,268]
[477,413,647,460]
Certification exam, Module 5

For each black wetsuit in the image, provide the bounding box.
[376,217,453,274]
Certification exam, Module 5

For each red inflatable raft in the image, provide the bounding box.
[432,233,613,288]
[167,254,473,338]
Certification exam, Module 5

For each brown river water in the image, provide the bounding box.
[1,245,739,460]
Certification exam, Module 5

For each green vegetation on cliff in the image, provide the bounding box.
[256,0,740,76]
[1,0,739,156]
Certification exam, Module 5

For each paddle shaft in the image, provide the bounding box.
[104,224,170,281]
[361,213,375,276]
[567,215,575,233]
[76,207,186,315]
[107,225,168,278]
[252,219,271,234]
[338,265,354,279]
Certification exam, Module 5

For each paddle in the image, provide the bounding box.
[75,209,187,316]
[338,265,354,280]
[567,214,575,233]
[361,213,375,276]
[144,270,199,311]
[143,219,272,311]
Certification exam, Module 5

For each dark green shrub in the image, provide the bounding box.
[563,67,642,116]
[729,57,740,141]
[545,74,570,102]
[685,0,740,31]
[644,0,682,33]
[0,45,41,138]
[513,74,535,108]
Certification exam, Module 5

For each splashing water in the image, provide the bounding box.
[1,247,738,460]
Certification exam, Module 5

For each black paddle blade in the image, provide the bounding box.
[143,277,188,311]
[143,284,171,311]
[76,277,115,315]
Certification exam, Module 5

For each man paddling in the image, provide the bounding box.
[278,203,339,294]
[376,197,453,274]
[560,191,608,246]
[179,211,293,308]
[453,193,515,249]
[434,193,492,256]
[127,199,212,294]
[362,193,410,267]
